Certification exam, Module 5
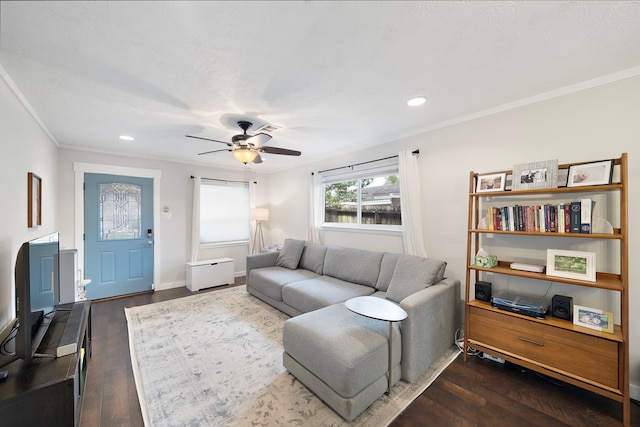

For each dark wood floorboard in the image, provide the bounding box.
[80,281,639,427]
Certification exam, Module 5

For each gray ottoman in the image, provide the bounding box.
[282,303,402,421]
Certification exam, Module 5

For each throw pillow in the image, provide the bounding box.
[275,238,305,270]
[299,242,327,274]
[385,256,447,303]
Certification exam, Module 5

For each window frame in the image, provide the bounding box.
[320,162,402,233]
[198,180,250,246]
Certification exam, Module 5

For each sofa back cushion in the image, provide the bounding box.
[385,255,447,303]
[376,252,403,291]
[323,246,383,288]
[299,242,327,274]
[275,238,305,270]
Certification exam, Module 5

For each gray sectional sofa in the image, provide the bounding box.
[246,239,460,421]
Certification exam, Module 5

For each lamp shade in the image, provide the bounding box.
[232,148,258,164]
[251,208,270,222]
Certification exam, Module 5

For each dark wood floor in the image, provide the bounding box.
[80,282,638,427]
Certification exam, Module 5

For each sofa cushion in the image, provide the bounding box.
[275,238,305,269]
[282,276,375,313]
[283,303,401,398]
[248,266,319,301]
[323,246,383,288]
[385,256,447,303]
[375,252,403,291]
[299,242,327,275]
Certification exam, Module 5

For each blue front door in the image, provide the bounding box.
[84,173,154,299]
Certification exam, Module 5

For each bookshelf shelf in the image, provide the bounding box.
[464,153,629,426]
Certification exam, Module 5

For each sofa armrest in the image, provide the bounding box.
[399,277,461,382]
[246,252,279,278]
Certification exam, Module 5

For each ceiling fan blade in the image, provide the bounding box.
[259,146,301,156]
[186,135,232,146]
[197,148,231,156]
[252,153,263,164]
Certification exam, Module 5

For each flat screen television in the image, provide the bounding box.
[14,231,60,362]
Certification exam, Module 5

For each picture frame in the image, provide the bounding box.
[476,172,506,193]
[546,249,596,282]
[573,305,614,334]
[567,159,614,187]
[512,159,558,190]
[557,168,569,187]
[505,173,513,191]
[28,172,42,228]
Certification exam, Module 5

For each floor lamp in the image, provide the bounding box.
[251,208,269,254]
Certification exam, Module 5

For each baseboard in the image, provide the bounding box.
[154,281,185,291]
[631,383,640,401]
[156,273,244,292]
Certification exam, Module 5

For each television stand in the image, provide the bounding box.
[0,301,91,426]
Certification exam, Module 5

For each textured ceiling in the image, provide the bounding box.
[2,1,640,171]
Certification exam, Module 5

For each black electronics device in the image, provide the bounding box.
[551,294,573,320]
[491,290,549,319]
[475,281,492,302]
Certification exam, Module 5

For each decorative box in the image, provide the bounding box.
[474,255,497,268]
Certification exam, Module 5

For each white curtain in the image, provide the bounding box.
[250,181,257,251]
[307,172,322,243]
[398,150,427,257]
[190,176,201,262]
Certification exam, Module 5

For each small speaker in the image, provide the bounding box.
[475,281,492,302]
[551,294,573,320]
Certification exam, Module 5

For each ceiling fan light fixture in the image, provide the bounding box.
[232,148,258,164]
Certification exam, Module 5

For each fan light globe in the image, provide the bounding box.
[233,148,258,164]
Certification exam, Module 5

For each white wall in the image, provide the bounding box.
[267,75,640,398]
[0,71,59,332]
[57,149,269,289]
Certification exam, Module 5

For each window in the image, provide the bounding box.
[199,180,250,244]
[322,161,401,229]
[99,182,142,240]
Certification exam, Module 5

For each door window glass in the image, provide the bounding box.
[99,182,142,240]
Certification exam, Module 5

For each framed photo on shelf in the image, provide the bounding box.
[567,159,614,187]
[557,168,569,187]
[573,305,614,333]
[546,249,596,282]
[512,159,558,190]
[476,172,506,193]
[28,172,42,228]
[505,173,513,191]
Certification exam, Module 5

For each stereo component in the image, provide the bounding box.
[475,281,492,302]
[551,294,573,320]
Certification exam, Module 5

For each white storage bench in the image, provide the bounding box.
[186,258,235,291]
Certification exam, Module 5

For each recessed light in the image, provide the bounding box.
[407,96,426,107]
[119,135,135,141]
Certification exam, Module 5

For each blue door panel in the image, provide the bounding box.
[128,250,142,279]
[85,173,153,299]
[99,251,116,283]
[30,242,57,309]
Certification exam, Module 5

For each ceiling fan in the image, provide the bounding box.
[186,121,301,164]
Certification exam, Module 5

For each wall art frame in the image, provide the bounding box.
[28,172,42,228]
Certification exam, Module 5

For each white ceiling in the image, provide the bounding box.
[2,1,640,172]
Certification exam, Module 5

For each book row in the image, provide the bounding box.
[486,199,595,233]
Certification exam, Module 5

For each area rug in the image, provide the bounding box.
[125,286,460,426]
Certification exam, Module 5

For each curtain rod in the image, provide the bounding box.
[190,175,257,184]
[316,149,419,175]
